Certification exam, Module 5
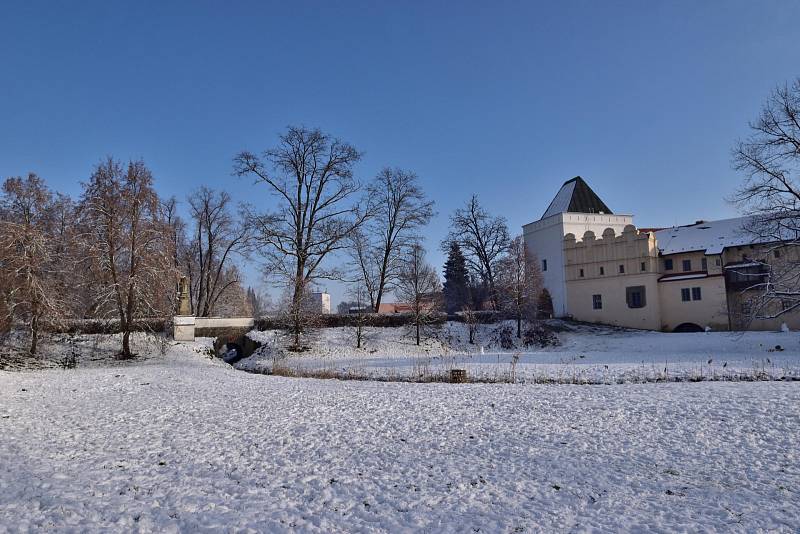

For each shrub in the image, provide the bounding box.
[58,335,80,369]
[52,318,168,335]
[450,310,508,324]
[523,322,560,348]
[255,312,447,330]
[492,324,515,350]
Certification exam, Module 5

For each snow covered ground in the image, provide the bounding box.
[240,321,800,383]
[1,340,799,532]
[0,340,798,532]
[1,328,799,531]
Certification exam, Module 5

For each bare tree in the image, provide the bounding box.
[79,158,175,358]
[461,305,479,345]
[211,268,251,317]
[497,236,543,338]
[347,227,381,310]
[350,168,434,311]
[347,283,371,349]
[0,174,67,355]
[161,196,186,311]
[246,286,271,318]
[732,78,800,321]
[395,243,441,345]
[337,300,355,314]
[443,195,509,310]
[186,187,251,317]
[234,126,371,348]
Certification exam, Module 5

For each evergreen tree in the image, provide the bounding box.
[442,242,470,314]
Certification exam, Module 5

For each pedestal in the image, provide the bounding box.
[173,315,196,342]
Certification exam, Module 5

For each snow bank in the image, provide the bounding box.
[239,321,800,383]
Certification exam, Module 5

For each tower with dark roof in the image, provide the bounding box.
[523,177,633,317]
[541,176,613,220]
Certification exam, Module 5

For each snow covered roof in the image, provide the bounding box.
[654,216,762,255]
[541,176,612,219]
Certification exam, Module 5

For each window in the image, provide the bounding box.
[542,259,547,272]
[781,299,791,311]
[681,288,691,302]
[741,301,751,315]
[664,259,673,270]
[701,257,708,271]
[619,264,625,274]
[641,261,646,272]
[692,287,702,301]
[600,266,605,275]
[579,268,584,278]
[626,286,646,309]
[592,294,602,310]
[775,249,782,259]
[682,259,691,272]
[715,258,721,266]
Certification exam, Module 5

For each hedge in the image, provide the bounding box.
[50,318,170,335]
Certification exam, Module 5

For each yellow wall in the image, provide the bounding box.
[566,273,662,330]
[661,251,722,275]
[658,276,729,331]
[564,225,661,329]
[563,225,800,332]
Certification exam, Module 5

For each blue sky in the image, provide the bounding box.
[2,1,799,306]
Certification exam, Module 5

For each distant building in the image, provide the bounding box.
[377,302,414,314]
[307,292,331,314]
[524,176,800,332]
[378,292,441,315]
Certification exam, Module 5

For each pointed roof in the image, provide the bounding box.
[541,176,613,219]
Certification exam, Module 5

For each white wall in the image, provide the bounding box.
[523,212,633,317]
[524,216,569,316]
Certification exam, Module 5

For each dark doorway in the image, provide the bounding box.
[673,322,703,333]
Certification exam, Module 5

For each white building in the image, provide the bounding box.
[308,292,331,314]
[524,176,800,332]
[523,177,632,317]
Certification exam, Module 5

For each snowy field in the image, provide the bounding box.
[241,321,800,383]
[1,339,799,532]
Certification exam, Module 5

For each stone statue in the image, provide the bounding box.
[178,276,191,316]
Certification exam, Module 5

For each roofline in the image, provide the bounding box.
[658,238,786,256]
[656,214,754,231]
[523,211,635,229]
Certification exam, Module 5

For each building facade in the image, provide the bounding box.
[308,292,331,314]
[524,176,800,331]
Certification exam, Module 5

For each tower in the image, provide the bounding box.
[522,177,632,317]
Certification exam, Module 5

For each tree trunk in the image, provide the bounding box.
[415,321,420,345]
[517,316,521,339]
[374,247,391,312]
[291,271,304,348]
[29,313,38,356]
[121,328,131,359]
